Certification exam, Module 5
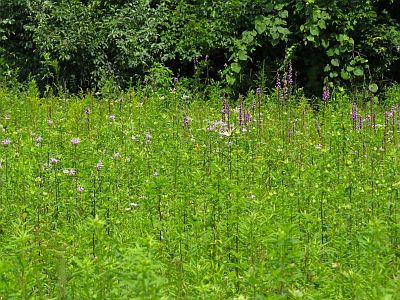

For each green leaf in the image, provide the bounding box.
[277,26,290,35]
[331,59,340,67]
[231,63,241,73]
[369,83,378,93]
[353,67,364,77]
[341,70,350,80]
[279,10,288,18]
[255,16,267,34]
[237,50,247,61]
[329,71,338,78]
[317,19,326,29]
[310,26,319,36]
[226,74,236,85]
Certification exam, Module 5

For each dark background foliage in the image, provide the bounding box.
[1,0,399,95]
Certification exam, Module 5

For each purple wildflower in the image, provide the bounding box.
[322,85,330,103]
[1,139,11,146]
[48,119,54,126]
[85,106,91,115]
[96,161,104,170]
[358,116,363,130]
[182,116,192,129]
[352,103,357,124]
[288,61,293,86]
[109,114,116,121]
[112,152,121,159]
[205,55,209,63]
[173,77,178,84]
[71,138,81,145]
[63,168,76,176]
[145,133,152,144]
[276,73,282,90]
[256,87,261,97]
[49,157,59,165]
[77,185,84,193]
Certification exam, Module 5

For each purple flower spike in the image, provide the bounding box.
[96,162,104,170]
[288,61,293,86]
[49,157,59,165]
[256,87,261,97]
[1,139,11,146]
[276,73,282,90]
[322,85,330,103]
[352,103,357,123]
[71,138,81,145]
[85,106,91,115]
[77,185,84,193]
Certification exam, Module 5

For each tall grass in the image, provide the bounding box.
[0,83,399,299]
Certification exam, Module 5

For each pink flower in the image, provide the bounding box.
[1,139,11,146]
[71,138,81,145]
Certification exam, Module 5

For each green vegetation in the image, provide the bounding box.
[1,0,400,94]
[0,82,399,298]
[1,1,400,298]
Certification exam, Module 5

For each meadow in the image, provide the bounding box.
[0,82,399,299]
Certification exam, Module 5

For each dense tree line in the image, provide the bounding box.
[1,0,399,94]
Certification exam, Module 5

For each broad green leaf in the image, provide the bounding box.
[231,63,241,73]
[277,26,290,35]
[317,19,326,29]
[255,16,267,34]
[353,67,364,77]
[369,83,378,93]
[331,59,340,67]
[341,70,350,80]
[310,26,319,36]
[237,50,248,61]
[329,71,338,78]
[226,74,236,85]
[279,10,288,18]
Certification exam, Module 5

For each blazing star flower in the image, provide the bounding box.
[96,161,104,170]
[182,116,192,128]
[77,185,84,193]
[352,103,357,124]
[35,136,43,143]
[256,87,261,97]
[145,133,152,144]
[63,168,76,176]
[49,157,59,165]
[1,139,11,146]
[288,61,293,86]
[276,73,282,90]
[173,77,178,84]
[85,106,91,115]
[322,86,330,103]
[48,119,54,125]
[71,138,81,145]
[112,152,120,159]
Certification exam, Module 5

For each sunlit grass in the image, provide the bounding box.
[0,84,399,299]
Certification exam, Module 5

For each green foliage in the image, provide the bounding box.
[0,85,400,297]
[0,0,400,94]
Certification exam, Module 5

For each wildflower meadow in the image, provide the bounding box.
[0,80,399,299]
